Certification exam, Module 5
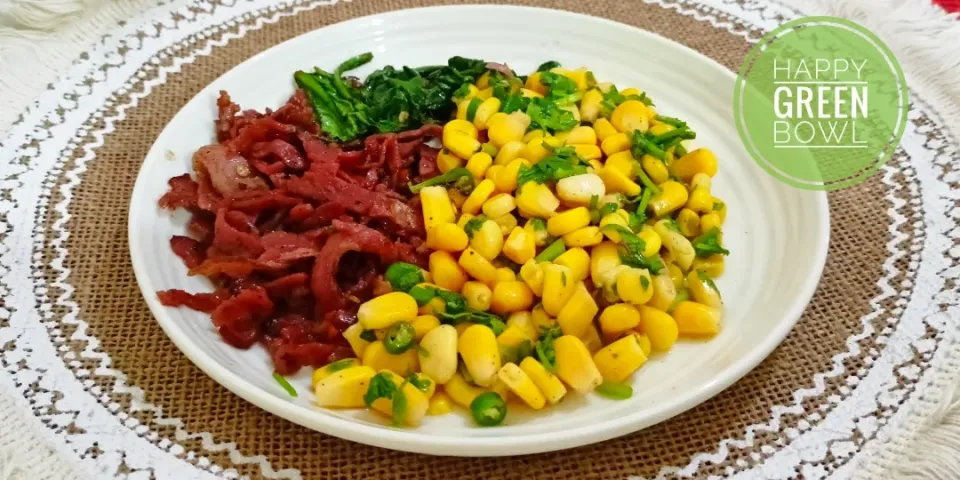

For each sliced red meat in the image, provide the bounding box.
[170,236,204,268]
[158,174,199,210]
[211,287,274,348]
[311,220,399,315]
[158,289,227,313]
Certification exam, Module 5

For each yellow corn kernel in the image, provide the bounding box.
[418,294,447,316]
[556,173,606,206]
[665,262,684,290]
[357,292,417,330]
[542,263,576,317]
[498,363,546,409]
[599,166,642,196]
[445,118,478,138]
[476,87,494,100]
[621,87,642,96]
[671,148,718,181]
[497,325,531,351]
[314,365,376,408]
[457,213,475,230]
[492,213,518,236]
[556,282,598,337]
[599,303,641,337]
[456,98,471,120]
[600,132,631,156]
[599,209,630,242]
[687,270,722,308]
[701,212,722,233]
[605,151,637,178]
[342,323,372,357]
[494,267,516,284]
[525,71,548,95]
[506,310,537,340]
[654,220,696,271]
[580,89,604,123]
[436,148,464,174]
[448,189,467,208]
[649,181,689,217]
[419,185,456,231]
[676,208,701,237]
[562,226,604,246]
[488,113,527,148]
[611,100,650,134]
[491,280,534,314]
[553,335,603,394]
[462,179,496,215]
[687,187,714,213]
[647,272,677,311]
[554,247,590,282]
[458,247,498,285]
[637,305,679,351]
[482,193,516,219]
[476,71,492,89]
[712,197,727,222]
[427,392,453,415]
[460,280,492,311]
[641,154,670,185]
[590,241,622,287]
[552,130,569,144]
[444,130,481,161]
[531,303,556,331]
[616,267,654,305]
[516,182,560,218]
[524,218,551,247]
[418,324,458,384]
[369,370,429,426]
[562,68,590,91]
[362,342,419,376]
[465,152,493,180]
[426,223,469,252]
[547,207,591,237]
[523,129,545,143]
[672,301,721,337]
[495,158,530,193]
[588,159,604,172]
[519,357,567,404]
[648,123,675,136]
[458,324,501,387]
[503,226,536,265]
[689,172,712,192]
[520,88,543,98]
[593,118,619,142]
[580,323,603,353]
[484,165,504,185]
[454,84,480,104]
[312,358,362,387]
[635,333,652,357]
[560,104,581,123]
[406,372,437,399]
[469,219,503,261]
[519,259,545,296]
[522,137,560,164]
[473,97,501,129]
[692,254,725,278]
[494,140,525,166]
[429,250,468,292]
[444,373,486,407]
[572,144,603,161]
[627,225,656,258]
[407,315,440,341]
[593,334,648,383]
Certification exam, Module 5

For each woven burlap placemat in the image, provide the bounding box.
[37,0,923,478]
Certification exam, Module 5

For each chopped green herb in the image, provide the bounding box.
[640,275,650,290]
[654,114,688,129]
[692,228,730,257]
[698,270,722,299]
[535,238,567,262]
[651,127,697,144]
[526,97,579,133]
[596,382,633,400]
[407,374,432,393]
[359,329,377,342]
[529,217,547,232]
[636,188,653,217]
[634,161,661,194]
[536,60,561,72]
[631,130,666,161]
[463,215,488,238]
[417,344,430,358]
[561,271,568,287]
[481,142,498,157]
[466,97,482,121]
[669,288,691,312]
[383,321,416,354]
[627,211,646,233]
[535,325,562,373]
[437,308,506,335]
[452,83,473,101]
[408,285,436,306]
[408,167,475,195]
[364,372,398,406]
[384,262,424,292]
[272,373,298,397]
[600,85,654,117]
[391,382,408,426]
[516,147,587,189]
[712,201,725,212]
[663,219,682,233]
[598,201,619,218]
[325,358,358,374]
[601,225,664,274]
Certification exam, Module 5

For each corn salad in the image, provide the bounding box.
[312,63,729,427]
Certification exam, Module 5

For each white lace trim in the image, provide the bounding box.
[0,0,957,478]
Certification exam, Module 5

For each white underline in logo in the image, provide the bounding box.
[773,145,869,149]
[772,81,868,85]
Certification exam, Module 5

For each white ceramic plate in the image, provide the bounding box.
[129,5,829,456]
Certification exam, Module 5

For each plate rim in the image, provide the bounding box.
[128,4,831,456]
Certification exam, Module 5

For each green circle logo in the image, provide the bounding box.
[734,17,908,191]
